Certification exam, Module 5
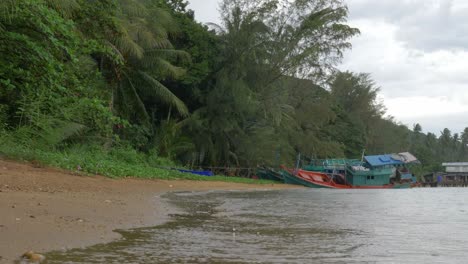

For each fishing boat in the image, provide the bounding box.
[286,152,419,189]
[176,169,214,176]
[346,153,419,188]
[282,168,350,189]
[256,167,284,182]
[282,168,412,189]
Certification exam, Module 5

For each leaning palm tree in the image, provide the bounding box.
[107,0,190,126]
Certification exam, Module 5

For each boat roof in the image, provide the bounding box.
[396,152,419,163]
[364,155,403,167]
[364,152,419,167]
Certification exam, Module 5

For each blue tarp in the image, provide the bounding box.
[177,169,214,176]
[364,155,404,167]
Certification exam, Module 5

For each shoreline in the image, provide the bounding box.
[0,159,299,263]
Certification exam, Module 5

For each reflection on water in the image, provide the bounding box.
[46,189,468,263]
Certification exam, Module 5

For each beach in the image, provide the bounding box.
[0,159,297,263]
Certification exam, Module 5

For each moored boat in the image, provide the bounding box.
[177,169,214,176]
[297,152,420,189]
[303,159,354,174]
[282,168,409,189]
[282,168,350,189]
[256,167,284,182]
[348,153,419,188]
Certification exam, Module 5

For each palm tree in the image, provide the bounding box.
[105,0,190,126]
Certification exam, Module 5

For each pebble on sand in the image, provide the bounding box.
[20,251,46,263]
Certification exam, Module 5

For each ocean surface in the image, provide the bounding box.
[46,188,468,263]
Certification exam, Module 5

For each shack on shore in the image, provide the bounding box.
[424,162,468,187]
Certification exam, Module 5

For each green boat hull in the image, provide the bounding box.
[282,169,412,189]
[257,168,284,182]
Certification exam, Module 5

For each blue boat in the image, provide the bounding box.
[177,169,214,176]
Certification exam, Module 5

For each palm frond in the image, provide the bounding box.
[143,22,174,49]
[113,20,145,59]
[129,21,161,49]
[138,71,189,116]
[148,7,179,35]
[119,0,148,17]
[35,118,88,146]
[146,49,191,63]
[115,35,144,59]
[104,40,126,63]
[142,58,186,80]
[120,75,151,124]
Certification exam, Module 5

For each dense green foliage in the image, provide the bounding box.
[1,0,466,179]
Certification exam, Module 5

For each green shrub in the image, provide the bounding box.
[0,138,275,184]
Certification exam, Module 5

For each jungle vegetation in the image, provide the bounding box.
[0,0,466,178]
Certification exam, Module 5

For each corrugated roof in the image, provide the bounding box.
[364,152,420,167]
[364,155,404,167]
[396,152,419,163]
[442,162,468,166]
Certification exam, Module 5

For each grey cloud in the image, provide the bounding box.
[347,0,468,51]
[188,0,221,23]
[346,0,422,21]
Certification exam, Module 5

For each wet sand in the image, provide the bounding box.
[0,159,298,263]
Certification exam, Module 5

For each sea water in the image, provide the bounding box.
[46,188,468,263]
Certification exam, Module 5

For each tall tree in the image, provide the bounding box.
[439,128,453,161]
[329,71,385,153]
[185,0,359,166]
[460,127,468,160]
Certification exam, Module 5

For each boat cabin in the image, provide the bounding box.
[303,159,355,174]
[346,152,419,187]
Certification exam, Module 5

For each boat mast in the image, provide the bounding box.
[295,153,301,175]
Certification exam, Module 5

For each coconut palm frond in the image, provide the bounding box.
[138,71,189,117]
[154,58,187,79]
[146,49,191,63]
[119,0,148,17]
[111,17,146,59]
[122,17,173,51]
[149,7,179,34]
[140,57,186,79]
[145,23,172,47]
[118,76,151,124]
[34,118,88,146]
[133,23,172,50]
[114,32,144,60]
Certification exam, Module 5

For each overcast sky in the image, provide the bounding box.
[187,0,468,135]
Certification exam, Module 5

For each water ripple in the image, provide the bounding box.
[46,189,468,263]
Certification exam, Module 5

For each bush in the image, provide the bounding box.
[0,137,274,184]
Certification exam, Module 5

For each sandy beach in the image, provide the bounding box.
[0,159,297,263]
